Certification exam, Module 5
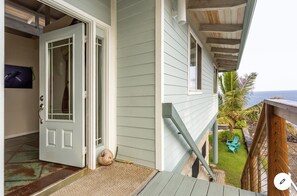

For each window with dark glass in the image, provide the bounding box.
[189,33,202,92]
[213,68,218,94]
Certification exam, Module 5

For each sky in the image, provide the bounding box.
[238,0,297,91]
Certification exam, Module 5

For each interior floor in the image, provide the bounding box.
[4,133,81,195]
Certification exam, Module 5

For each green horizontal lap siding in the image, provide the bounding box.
[163,0,218,171]
[62,0,110,24]
[118,63,155,78]
[117,0,155,168]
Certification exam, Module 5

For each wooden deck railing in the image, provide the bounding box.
[241,99,297,195]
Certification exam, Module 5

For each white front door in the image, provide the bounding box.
[39,23,85,167]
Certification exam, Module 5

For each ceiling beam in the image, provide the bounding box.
[45,6,51,25]
[5,0,44,19]
[5,17,42,36]
[216,59,238,65]
[43,15,74,33]
[27,4,45,25]
[5,0,56,25]
[218,68,236,72]
[200,24,243,32]
[188,0,247,11]
[214,54,238,60]
[218,65,237,68]
[211,47,239,53]
[207,38,241,45]
[218,66,237,71]
[219,67,236,70]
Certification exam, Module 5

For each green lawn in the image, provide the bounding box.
[209,129,248,188]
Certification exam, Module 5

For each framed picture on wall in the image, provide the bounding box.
[4,64,33,89]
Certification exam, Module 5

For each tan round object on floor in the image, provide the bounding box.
[98,149,113,166]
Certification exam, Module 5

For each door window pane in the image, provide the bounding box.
[48,38,73,120]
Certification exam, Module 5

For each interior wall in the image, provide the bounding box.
[5,32,39,138]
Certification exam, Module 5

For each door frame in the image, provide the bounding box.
[1,0,5,192]
[38,0,117,169]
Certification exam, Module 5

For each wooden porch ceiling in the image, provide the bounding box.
[5,0,66,38]
[187,0,255,72]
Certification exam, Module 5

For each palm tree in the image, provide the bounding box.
[218,72,257,131]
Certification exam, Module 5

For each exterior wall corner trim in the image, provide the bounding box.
[155,0,164,170]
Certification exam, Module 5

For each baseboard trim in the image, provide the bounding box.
[5,130,39,139]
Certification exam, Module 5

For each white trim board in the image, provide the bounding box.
[1,0,5,193]
[155,0,164,171]
[106,0,117,155]
[5,130,39,139]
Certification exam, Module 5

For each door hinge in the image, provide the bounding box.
[84,91,87,99]
[84,146,87,154]
[84,35,88,43]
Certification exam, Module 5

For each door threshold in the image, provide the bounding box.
[33,167,90,196]
[5,166,88,196]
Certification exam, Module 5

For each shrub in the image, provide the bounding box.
[219,131,240,142]
[235,120,248,129]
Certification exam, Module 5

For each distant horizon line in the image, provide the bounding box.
[253,89,297,92]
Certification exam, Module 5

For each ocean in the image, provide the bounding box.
[246,90,297,108]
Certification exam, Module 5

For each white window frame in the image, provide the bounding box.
[188,27,203,95]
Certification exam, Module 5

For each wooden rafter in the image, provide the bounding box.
[5,0,44,19]
[218,68,236,72]
[219,68,236,72]
[5,0,56,27]
[218,63,238,68]
[5,17,42,36]
[216,59,238,65]
[211,47,239,53]
[188,0,247,11]
[45,6,50,25]
[200,24,243,32]
[27,4,45,25]
[207,38,241,45]
[214,54,238,60]
[218,64,236,69]
[218,65,237,70]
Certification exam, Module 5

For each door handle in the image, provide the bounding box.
[39,103,44,124]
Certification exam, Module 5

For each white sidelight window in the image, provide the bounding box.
[96,37,103,147]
